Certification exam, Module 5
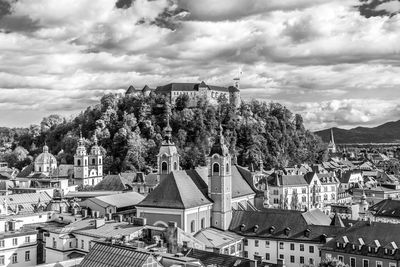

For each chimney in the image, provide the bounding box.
[95,218,106,229]
[82,209,88,218]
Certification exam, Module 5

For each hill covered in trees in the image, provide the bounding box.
[1,92,327,173]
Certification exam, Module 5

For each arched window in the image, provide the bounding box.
[213,163,220,174]
[85,159,88,166]
[201,218,205,229]
[226,163,230,173]
[92,159,95,165]
[190,220,195,233]
[77,159,81,166]
[174,162,178,171]
[161,162,168,174]
[99,158,102,164]
[302,196,306,202]
[39,167,42,172]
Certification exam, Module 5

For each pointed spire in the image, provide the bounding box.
[330,128,335,145]
[93,134,98,146]
[163,104,172,144]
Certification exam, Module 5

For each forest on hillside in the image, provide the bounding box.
[0,92,327,174]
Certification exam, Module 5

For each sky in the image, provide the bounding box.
[1,0,400,131]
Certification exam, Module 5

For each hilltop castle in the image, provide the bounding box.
[126,79,241,108]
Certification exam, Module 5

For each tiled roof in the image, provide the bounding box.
[269,174,308,186]
[0,192,52,213]
[16,164,34,178]
[85,192,144,208]
[229,209,344,242]
[94,174,135,191]
[80,242,153,267]
[322,221,400,259]
[137,170,212,209]
[74,222,144,239]
[369,199,400,218]
[185,248,254,267]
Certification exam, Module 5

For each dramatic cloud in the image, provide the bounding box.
[0,0,400,130]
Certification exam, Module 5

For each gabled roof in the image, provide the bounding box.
[269,174,308,186]
[125,85,136,95]
[369,199,400,219]
[229,209,345,242]
[80,242,154,267]
[137,170,212,209]
[17,164,34,178]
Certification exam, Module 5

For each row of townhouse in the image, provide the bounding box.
[228,209,348,267]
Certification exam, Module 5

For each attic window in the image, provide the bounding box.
[304,229,310,237]
[269,226,275,234]
[240,224,246,232]
[284,227,291,236]
[253,225,259,233]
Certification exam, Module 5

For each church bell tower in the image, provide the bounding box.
[208,124,232,230]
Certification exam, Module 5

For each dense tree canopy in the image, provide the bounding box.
[1,92,327,173]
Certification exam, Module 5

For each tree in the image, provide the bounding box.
[175,94,190,111]
[40,114,64,133]
[319,256,348,267]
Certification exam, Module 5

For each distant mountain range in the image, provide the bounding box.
[315,120,400,144]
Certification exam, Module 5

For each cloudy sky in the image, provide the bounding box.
[1,0,400,130]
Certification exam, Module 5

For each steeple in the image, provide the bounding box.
[157,104,179,176]
[328,128,337,154]
[209,123,229,157]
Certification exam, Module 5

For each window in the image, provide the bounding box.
[174,162,178,170]
[279,242,284,249]
[92,158,95,165]
[77,159,81,166]
[302,188,307,194]
[265,241,270,248]
[255,240,259,247]
[302,196,307,202]
[300,256,305,264]
[363,259,369,267]
[201,218,205,229]
[265,253,270,260]
[338,256,344,262]
[190,220,196,233]
[0,240,4,247]
[309,245,314,253]
[224,248,229,254]
[350,258,356,267]
[161,162,168,174]
[243,239,248,246]
[99,158,102,164]
[290,243,295,250]
[25,251,30,261]
[376,261,383,267]
[52,237,56,248]
[274,198,279,204]
[300,244,304,251]
[230,245,235,254]
[81,240,84,249]
[290,256,295,263]
[12,253,17,264]
[25,236,30,243]
[237,243,242,251]
[0,256,4,265]
[13,238,18,246]
[69,241,73,248]
[389,263,396,267]
[213,163,220,174]
[279,254,284,259]
[226,163,230,173]
[310,258,314,265]
[244,251,248,258]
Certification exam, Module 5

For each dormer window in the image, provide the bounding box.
[254,225,259,233]
[240,224,246,232]
[269,226,275,234]
[284,227,291,236]
[304,229,310,238]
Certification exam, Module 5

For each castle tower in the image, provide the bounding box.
[157,107,179,178]
[89,134,103,177]
[74,132,89,179]
[208,124,232,230]
[328,128,337,154]
[229,77,241,108]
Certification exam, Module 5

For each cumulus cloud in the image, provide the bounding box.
[0,0,400,129]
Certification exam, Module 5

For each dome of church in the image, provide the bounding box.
[35,145,57,165]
